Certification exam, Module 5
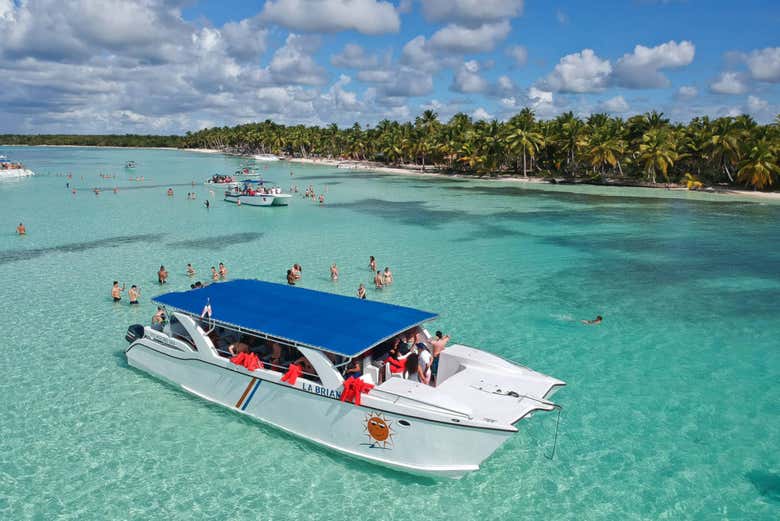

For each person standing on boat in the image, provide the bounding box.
[416,345,433,385]
[158,265,168,285]
[16,222,26,235]
[128,285,140,305]
[151,307,166,330]
[357,283,366,299]
[111,281,124,302]
[330,263,339,281]
[430,331,450,386]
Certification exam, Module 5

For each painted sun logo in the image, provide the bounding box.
[364,412,394,448]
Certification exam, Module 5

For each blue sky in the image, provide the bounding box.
[0,0,778,133]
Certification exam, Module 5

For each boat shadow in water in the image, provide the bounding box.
[746,470,780,502]
[167,232,264,250]
[0,233,165,265]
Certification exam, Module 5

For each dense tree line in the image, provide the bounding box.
[182,110,780,190]
[3,109,779,189]
[0,134,183,148]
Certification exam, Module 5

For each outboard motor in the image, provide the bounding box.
[125,324,145,343]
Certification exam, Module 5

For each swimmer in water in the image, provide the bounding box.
[16,222,26,235]
[218,262,227,279]
[357,283,366,299]
[158,265,168,284]
[211,266,219,281]
[111,281,125,302]
[374,270,384,289]
[318,194,325,204]
[582,315,603,325]
[186,263,195,277]
[166,188,174,197]
[330,263,339,281]
[383,267,393,285]
[369,255,376,272]
[128,285,140,305]
[205,199,210,209]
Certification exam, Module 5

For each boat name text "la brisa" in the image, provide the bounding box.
[301,382,341,399]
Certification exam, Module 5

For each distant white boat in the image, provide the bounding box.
[125,161,137,168]
[0,157,35,180]
[254,154,280,162]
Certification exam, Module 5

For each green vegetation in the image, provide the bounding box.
[0,134,183,148]
[181,110,780,190]
[3,110,779,189]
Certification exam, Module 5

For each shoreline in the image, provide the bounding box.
[285,157,780,202]
[4,144,778,201]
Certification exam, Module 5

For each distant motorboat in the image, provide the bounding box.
[205,174,240,188]
[235,167,262,177]
[254,154,280,162]
[0,157,35,180]
[125,161,137,168]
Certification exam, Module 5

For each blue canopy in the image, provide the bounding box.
[153,279,437,357]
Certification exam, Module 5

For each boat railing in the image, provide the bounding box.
[370,388,472,419]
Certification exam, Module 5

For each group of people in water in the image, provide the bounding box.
[283,257,392,300]
[111,281,141,305]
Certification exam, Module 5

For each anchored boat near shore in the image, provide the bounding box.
[124,280,564,477]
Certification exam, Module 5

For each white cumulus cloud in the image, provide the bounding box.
[676,85,698,100]
[331,44,379,69]
[745,47,780,82]
[613,40,695,88]
[471,107,493,120]
[261,0,400,35]
[429,21,511,54]
[420,0,524,26]
[543,49,612,93]
[710,72,747,95]
[600,95,629,113]
[451,60,489,93]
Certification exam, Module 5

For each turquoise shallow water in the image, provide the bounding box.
[0,145,778,520]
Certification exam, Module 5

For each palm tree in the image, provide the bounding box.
[638,129,678,184]
[505,126,544,177]
[737,139,779,189]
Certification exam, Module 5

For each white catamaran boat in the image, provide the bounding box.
[253,153,280,161]
[124,280,564,477]
[0,157,35,179]
[224,180,292,206]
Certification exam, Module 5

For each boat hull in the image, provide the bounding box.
[0,169,35,180]
[126,339,513,477]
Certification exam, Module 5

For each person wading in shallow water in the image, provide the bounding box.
[16,222,26,235]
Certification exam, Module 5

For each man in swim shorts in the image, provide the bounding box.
[128,285,140,305]
[430,331,450,386]
[16,222,26,235]
[111,281,124,302]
